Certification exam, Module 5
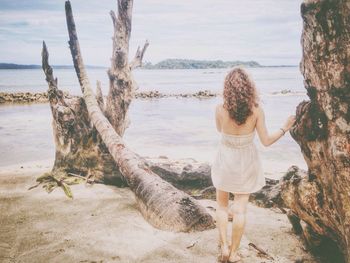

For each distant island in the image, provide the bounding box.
[141,59,261,69]
[0,60,296,70]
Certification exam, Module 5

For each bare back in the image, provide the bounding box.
[215,104,257,135]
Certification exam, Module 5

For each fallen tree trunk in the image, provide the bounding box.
[280,1,350,262]
[44,0,214,232]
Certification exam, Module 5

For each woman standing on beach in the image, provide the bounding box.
[211,67,296,262]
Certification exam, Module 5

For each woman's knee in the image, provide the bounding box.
[231,194,249,215]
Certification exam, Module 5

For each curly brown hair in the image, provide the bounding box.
[223,67,259,125]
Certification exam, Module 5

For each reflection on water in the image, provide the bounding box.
[0,67,308,178]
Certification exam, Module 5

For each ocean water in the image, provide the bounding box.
[0,67,304,95]
[0,67,308,178]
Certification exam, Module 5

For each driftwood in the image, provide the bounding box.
[279,1,350,262]
[39,1,214,188]
[40,0,214,232]
[248,242,274,260]
[146,158,212,191]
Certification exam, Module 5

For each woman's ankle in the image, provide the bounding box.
[228,250,241,259]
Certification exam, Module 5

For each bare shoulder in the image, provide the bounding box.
[253,105,264,118]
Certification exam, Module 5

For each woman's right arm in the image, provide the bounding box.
[215,104,222,132]
[255,106,295,147]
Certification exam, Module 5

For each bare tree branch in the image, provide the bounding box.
[105,0,143,135]
[109,0,133,73]
[41,41,66,106]
[130,40,149,70]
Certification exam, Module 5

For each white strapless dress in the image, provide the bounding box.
[210,130,266,194]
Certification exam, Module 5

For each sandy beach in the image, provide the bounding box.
[0,159,317,263]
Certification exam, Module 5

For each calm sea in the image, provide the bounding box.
[0,67,308,178]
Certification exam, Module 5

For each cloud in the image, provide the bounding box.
[0,0,303,66]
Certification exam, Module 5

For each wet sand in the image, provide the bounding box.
[0,160,317,263]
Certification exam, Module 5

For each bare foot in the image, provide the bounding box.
[218,243,230,262]
[228,251,241,263]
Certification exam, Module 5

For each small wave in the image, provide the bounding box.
[268,90,306,97]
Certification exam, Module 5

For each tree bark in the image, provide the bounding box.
[281,1,350,262]
[43,0,214,232]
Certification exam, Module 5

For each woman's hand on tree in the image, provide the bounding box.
[283,115,296,131]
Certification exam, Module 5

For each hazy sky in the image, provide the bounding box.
[0,0,303,66]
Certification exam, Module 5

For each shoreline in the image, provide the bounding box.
[0,90,306,104]
[0,159,317,262]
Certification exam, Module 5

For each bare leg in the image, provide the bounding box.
[228,207,234,221]
[216,189,230,261]
[228,193,250,262]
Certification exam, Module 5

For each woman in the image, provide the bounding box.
[211,67,296,262]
